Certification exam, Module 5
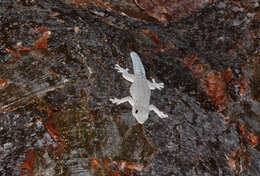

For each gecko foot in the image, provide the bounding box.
[158,111,168,118]
[115,64,129,73]
[151,78,164,90]
[109,98,121,105]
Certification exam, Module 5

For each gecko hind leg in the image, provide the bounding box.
[149,104,168,118]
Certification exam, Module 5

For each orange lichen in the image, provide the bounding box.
[91,159,145,175]
[45,123,66,155]
[20,47,31,54]
[92,0,110,8]
[119,162,144,171]
[193,64,204,78]
[151,32,161,44]
[206,73,228,111]
[33,35,50,50]
[141,29,150,35]
[238,123,245,135]
[33,28,51,51]
[45,123,64,143]
[103,37,108,42]
[239,78,248,96]
[232,0,243,8]
[103,160,114,173]
[0,78,8,89]
[237,122,258,147]
[48,68,58,76]
[92,158,102,170]
[141,30,162,45]
[71,0,89,8]
[227,146,252,173]
[20,148,35,176]
[36,27,49,34]
[246,131,258,147]
[232,78,248,97]
[227,153,236,171]
[135,0,208,23]
[5,48,21,58]
[183,54,205,79]
[37,105,53,118]
[154,41,175,53]
[5,45,31,61]
[223,68,233,83]
[183,53,198,69]
[244,150,251,170]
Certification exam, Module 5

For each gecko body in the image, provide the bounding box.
[110,52,168,124]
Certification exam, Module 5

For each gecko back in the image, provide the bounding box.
[130,52,146,76]
[110,51,168,124]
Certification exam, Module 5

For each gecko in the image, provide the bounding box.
[110,51,168,124]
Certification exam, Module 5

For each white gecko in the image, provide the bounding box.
[110,51,168,124]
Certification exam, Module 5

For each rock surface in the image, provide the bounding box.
[0,0,259,175]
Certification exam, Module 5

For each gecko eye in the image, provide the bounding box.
[135,110,138,114]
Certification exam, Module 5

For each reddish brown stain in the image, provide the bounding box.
[33,35,49,50]
[20,149,35,176]
[183,53,198,69]
[0,79,8,90]
[5,48,21,58]
[45,123,66,154]
[223,68,233,84]
[135,0,209,23]
[92,158,101,170]
[141,29,150,35]
[206,73,228,111]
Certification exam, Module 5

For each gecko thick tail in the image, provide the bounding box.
[130,51,146,76]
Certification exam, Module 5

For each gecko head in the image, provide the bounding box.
[132,107,149,124]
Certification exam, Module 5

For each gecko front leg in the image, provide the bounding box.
[110,96,134,106]
[148,78,164,90]
[114,64,134,82]
[149,104,168,118]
